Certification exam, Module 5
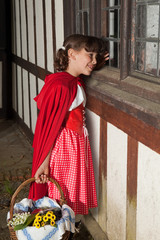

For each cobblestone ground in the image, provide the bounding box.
[0,119,93,240]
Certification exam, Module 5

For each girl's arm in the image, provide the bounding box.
[34,150,51,184]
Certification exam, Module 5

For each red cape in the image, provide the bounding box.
[29,72,82,200]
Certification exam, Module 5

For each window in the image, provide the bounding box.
[134,0,160,77]
[101,0,121,68]
[64,0,160,81]
[75,0,90,35]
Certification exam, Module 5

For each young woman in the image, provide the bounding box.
[29,34,109,225]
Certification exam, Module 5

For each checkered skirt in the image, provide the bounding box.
[48,127,98,215]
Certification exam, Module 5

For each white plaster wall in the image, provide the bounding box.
[15,0,21,57]
[38,78,45,94]
[26,0,35,63]
[0,62,2,108]
[137,143,160,240]
[55,0,64,50]
[17,66,22,118]
[12,63,17,111]
[29,73,37,133]
[20,0,27,60]
[45,0,54,72]
[22,69,30,127]
[107,123,127,240]
[35,0,45,68]
[86,109,100,220]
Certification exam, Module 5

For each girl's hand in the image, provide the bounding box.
[34,150,51,184]
[104,52,109,62]
[34,165,49,184]
[95,52,109,70]
[100,52,109,65]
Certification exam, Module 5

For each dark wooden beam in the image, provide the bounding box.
[12,54,51,80]
[126,136,138,240]
[98,118,108,230]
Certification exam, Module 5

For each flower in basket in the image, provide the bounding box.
[8,212,31,229]
[8,209,57,231]
[33,211,56,228]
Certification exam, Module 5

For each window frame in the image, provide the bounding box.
[63,0,160,81]
[130,0,160,82]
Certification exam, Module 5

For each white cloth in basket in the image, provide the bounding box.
[7,197,75,240]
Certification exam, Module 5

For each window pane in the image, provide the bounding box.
[137,4,159,38]
[109,9,119,38]
[109,41,119,67]
[75,0,90,35]
[101,0,120,68]
[76,12,82,33]
[136,5,146,38]
[109,0,119,6]
[146,42,158,74]
[102,0,120,7]
[83,11,89,35]
[135,42,145,72]
[134,1,160,77]
[147,5,159,38]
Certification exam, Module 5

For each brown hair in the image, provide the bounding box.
[54,34,108,71]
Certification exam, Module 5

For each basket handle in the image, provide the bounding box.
[10,177,66,220]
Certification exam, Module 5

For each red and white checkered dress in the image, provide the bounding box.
[48,86,97,215]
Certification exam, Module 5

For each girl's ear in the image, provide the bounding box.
[68,48,76,60]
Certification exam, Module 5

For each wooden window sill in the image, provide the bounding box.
[84,67,160,130]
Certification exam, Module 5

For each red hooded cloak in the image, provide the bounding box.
[28,72,82,200]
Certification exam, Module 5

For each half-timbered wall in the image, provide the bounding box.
[86,93,160,240]
[11,0,61,138]
[10,1,160,240]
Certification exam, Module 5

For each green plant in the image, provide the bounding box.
[3,180,14,196]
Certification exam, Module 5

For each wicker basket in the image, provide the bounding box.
[8,177,71,240]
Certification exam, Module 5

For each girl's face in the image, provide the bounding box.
[67,48,98,77]
[76,48,97,76]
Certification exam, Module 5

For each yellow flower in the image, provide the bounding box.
[46,211,56,221]
[50,214,56,221]
[36,216,42,222]
[46,211,53,218]
[50,220,55,226]
[43,215,48,222]
[33,219,38,224]
[41,221,45,227]
[32,211,57,228]
[35,223,41,228]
